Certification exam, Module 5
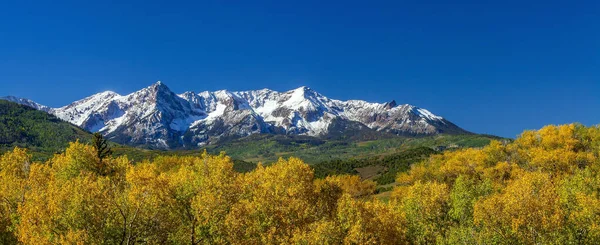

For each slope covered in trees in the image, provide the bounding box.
[312,146,436,185]
[111,133,497,165]
[0,100,91,159]
[1,123,599,244]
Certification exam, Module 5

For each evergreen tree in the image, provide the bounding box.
[91,132,112,175]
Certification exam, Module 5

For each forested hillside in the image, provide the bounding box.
[0,100,91,159]
[1,123,599,244]
[188,133,497,163]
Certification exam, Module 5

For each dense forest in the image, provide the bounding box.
[312,146,436,185]
[0,100,91,159]
[1,123,600,244]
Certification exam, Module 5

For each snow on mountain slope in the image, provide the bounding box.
[2,81,470,149]
[0,96,52,112]
[51,91,121,129]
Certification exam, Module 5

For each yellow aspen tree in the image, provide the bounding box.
[15,163,52,244]
[122,162,174,244]
[474,171,564,244]
[17,142,125,244]
[318,174,376,198]
[558,169,600,244]
[336,194,408,244]
[190,152,239,244]
[291,220,343,245]
[0,147,30,244]
[312,178,344,220]
[225,157,317,244]
[395,181,450,244]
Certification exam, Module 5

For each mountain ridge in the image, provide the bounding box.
[2,81,471,149]
[0,100,92,160]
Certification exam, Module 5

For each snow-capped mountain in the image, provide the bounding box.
[1,81,470,149]
[1,96,52,112]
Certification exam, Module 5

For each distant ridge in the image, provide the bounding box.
[2,81,470,149]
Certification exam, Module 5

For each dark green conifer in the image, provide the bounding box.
[91,132,112,175]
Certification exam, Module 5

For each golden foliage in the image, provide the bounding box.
[474,171,564,244]
[317,174,376,198]
[0,148,30,244]
[2,123,600,244]
[394,181,450,244]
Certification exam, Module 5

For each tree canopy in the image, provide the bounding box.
[1,123,600,244]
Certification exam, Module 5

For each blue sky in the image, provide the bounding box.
[1,0,598,138]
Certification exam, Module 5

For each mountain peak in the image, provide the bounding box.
[293,86,313,93]
[384,100,397,109]
[8,84,469,149]
[149,80,169,90]
[97,91,120,97]
[138,81,175,99]
[71,90,119,105]
[289,86,320,99]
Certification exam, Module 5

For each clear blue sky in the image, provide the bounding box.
[1,0,598,138]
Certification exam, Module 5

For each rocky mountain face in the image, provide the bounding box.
[2,82,470,149]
